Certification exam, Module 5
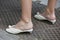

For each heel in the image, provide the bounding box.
[50,20,56,24]
[26,29,33,33]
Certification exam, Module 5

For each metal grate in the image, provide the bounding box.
[0,0,60,40]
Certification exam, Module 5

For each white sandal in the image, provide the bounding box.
[6,25,33,34]
[34,12,56,24]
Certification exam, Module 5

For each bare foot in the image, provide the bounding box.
[42,8,56,20]
[13,20,33,30]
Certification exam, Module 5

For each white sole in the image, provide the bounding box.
[34,12,56,24]
[6,25,33,34]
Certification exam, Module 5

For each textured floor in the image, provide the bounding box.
[0,0,60,40]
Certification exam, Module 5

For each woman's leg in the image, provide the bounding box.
[15,0,33,29]
[45,0,57,19]
[34,0,57,24]
[6,0,33,34]
[21,0,32,22]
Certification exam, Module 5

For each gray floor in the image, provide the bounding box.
[0,0,60,40]
[33,0,60,8]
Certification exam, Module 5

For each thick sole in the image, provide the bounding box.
[6,28,33,34]
[6,25,33,34]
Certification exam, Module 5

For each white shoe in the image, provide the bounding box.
[6,25,33,34]
[34,12,56,24]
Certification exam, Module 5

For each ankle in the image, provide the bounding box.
[46,8,55,15]
[20,19,33,29]
[21,18,32,23]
